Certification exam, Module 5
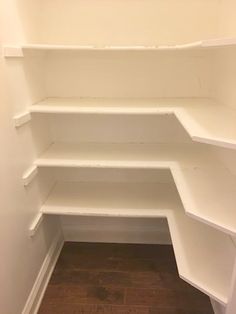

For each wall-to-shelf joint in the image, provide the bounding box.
[29,213,44,237]
[13,112,31,128]
[22,165,38,187]
[3,46,24,58]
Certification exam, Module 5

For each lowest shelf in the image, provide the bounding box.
[34,141,236,236]
[41,180,236,306]
[30,98,236,150]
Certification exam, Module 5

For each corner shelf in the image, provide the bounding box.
[172,165,236,236]
[168,208,235,306]
[34,141,236,236]
[40,180,235,306]
[30,98,236,150]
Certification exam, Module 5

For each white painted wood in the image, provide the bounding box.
[3,46,24,57]
[35,142,236,236]
[29,213,44,237]
[30,97,174,114]
[225,259,236,314]
[34,142,217,169]
[13,112,31,128]
[5,38,236,56]
[22,165,38,187]
[171,166,236,236]
[211,299,226,314]
[22,232,64,314]
[230,236,236,248]
[22,42,206,51]
[175,103,236,150]
[41,180,235,305]
[30,98,236,150]
[168,209,235,306]
[41,181,180,216]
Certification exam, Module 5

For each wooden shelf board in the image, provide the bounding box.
[35,142,217,169]
[172,166,236,236]
[34,141,236,236]
[4,38,236,57]
[168,209,235,306]
[41,180,235,305]
[30,97,174,114]
[19,43,203,52]
[30,98,236,150]
[41,181,179,216]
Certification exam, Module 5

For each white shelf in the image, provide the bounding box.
[30,97,174,114]
[41,181,179,216]
[35,142,236,236]
[35,142,216,169]
[168,208,235,306]
[4,38,236,57]
[30,98,236,150]
[172,166,236,236]
[21,42,201,51]
[41,180,235,305]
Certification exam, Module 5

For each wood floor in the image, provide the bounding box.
[39,242,214,314]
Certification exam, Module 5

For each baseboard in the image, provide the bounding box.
[61,216,172,244]
[211,299,226,314]
[22,232,64,314]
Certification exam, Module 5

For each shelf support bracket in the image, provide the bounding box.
[29,212,44,237]
[3,46,24,58]
[22,165,38,187]
[13,112,31,128]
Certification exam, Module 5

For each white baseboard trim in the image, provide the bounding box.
[22,232,64,314]
[211,299,226,314]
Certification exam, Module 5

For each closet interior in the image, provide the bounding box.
[3,1,236,312]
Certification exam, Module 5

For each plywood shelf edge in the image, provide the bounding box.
[4,37,236,57]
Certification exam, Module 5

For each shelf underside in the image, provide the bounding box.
[41,181,235,306]
[31,98,236,150]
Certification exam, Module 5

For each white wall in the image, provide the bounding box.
[54,167,173,244]
[39,0,220,45]
[218,0,236,38]
[45,51,213,98]
[0,1,61,314]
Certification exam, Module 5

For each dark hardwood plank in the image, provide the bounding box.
[39,242,214,314]
[125,287,212,309]
[50,270,191,291]
[38,304,150,314]
[42,285,124,305]
[61,243,175,259]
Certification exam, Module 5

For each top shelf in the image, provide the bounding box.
[4,37,236,57]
